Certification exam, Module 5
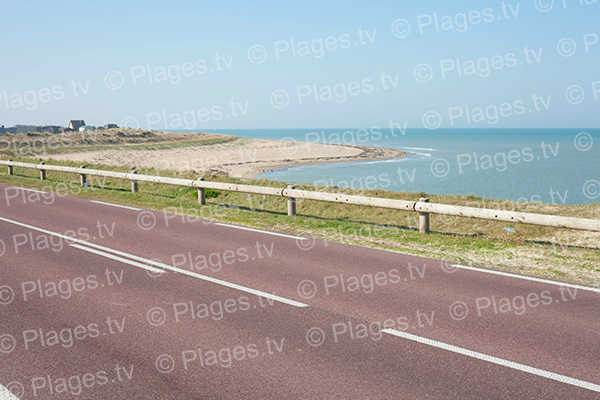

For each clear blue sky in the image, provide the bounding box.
[1,0,599,129]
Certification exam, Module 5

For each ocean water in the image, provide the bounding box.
[185,128,600,205]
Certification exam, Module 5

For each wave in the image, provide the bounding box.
[360,156,425,165]
[399,147,438,151]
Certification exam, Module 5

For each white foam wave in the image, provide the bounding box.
[411,152,433,157]
[400,147,438,151]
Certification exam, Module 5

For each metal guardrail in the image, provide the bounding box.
[2,159,599,233]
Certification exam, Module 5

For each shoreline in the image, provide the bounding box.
[45,131,407,179]
[232,143,407,179]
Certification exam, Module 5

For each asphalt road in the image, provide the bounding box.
[1,183,599,399]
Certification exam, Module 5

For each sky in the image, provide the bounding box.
[1,0,599,129]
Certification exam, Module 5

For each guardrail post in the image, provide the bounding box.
[8,159,13,175]
[80,165,87,187]
[40,162,46,180]
[131,170,138,193]
[198,177,206,205]
[287,185,296,216]
[419,197,430,234]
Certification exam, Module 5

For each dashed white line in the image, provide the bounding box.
[215,222,305,240]
[450,264,600,293]
[89,200,141,210]
[69,241,307,307]
[0,216,307,308]
[383,328,600,393]
[69,244,166,274]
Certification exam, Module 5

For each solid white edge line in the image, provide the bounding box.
[214,222,306,240]
[214,223,599,294]
[15,187,46,194]
[69,244,166,274]
[0,216,307,308]
[382,329,600,393]
[89,200,141,210]
[0,383,20,400]
[450,264,600,294]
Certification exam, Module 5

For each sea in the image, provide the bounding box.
[179,128,599,205]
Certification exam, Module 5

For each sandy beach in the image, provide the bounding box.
[46,131,407,179]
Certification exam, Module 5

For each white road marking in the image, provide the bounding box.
[89,200,141,210]
[170,266,308,307]
[383,328,600,393]
[15,187,46,194]
[450,264,600,293]
[0,216,307,308]
[72,243,307,307]
[215,222,305,240]
[0,383,20,399]
[69,244,166,274]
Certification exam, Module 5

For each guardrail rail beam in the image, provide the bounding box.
[1,159,599,233]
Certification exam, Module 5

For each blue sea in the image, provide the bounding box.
[181,128,599,205]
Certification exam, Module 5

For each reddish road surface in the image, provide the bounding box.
[1,183,599,399]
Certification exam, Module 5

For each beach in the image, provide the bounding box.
[45,130,407,179]
[18,127,600,204]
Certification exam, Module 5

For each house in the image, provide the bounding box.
[104,123,118,129]
[68,120,86,131]
[79,125,95,132]
[0,125,6,134]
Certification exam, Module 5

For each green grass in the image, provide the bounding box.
[1,156,599,287]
